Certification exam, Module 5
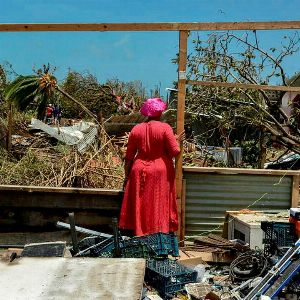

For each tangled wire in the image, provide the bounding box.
[230,250,269,282]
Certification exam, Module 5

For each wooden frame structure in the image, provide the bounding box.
[1,21,300,242]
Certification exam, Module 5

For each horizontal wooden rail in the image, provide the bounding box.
[0,185,123,210]
[0,185,124,234]
[187,80,300,93]
[183,166,300,176]
[0,21,299,32]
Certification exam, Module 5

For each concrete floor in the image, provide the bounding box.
[0,257,145,300]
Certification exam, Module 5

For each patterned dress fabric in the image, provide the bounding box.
[119,121,180,236]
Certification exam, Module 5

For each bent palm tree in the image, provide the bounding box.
[5,66,96,121]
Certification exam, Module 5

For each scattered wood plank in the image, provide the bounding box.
[178,249,235,263]
[21,241,66,257]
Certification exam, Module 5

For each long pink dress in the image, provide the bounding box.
[119,121,180,236]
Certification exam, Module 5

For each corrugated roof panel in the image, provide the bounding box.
[184,171,292,237]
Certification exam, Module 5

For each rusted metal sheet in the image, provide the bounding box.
[183,168,294,237]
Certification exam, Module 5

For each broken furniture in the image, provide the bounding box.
[227,211,290,249]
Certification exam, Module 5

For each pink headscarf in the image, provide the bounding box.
[140,98,167,117]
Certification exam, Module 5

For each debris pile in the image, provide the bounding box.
[0,124,125,189]
[1,213,300,300]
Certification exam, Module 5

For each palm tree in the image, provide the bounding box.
[4,65,98,151]
[5,65,96,120]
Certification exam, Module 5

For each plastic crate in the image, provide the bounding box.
[89,237,124,257]
[121,242,154,258]
[261,221,296,256]
[78,236,107,251]
[125,233,179,257]
[145,259,198,298]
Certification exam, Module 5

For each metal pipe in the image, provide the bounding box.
[56,221,112,238]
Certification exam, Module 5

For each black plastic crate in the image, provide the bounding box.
[125,233,179,257]
[121,242,154,258]
[78,236,107,251]
[145,259,197,298]
[261,221,296,256]
[89,237,123,257]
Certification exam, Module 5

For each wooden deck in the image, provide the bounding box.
[0,185,123,245]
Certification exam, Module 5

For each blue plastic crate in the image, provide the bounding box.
[125,233,179,257]
[261,221,296,256]
[78,236,107,251]
[145,259,197,298]
[121,242,154,258]
[89,237,124,257]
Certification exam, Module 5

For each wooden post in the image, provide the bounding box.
[180,179,186,246]
[175,30,188,237]
[291,175,299,208]
[68,212,79,254]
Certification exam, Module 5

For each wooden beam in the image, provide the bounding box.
[176,30,188,237]
[291,175,300,208]
[183,166,300,176]
[187,80,300,93]
[0,21,299,32]
[0,185,122,195]
[0,185,122,210]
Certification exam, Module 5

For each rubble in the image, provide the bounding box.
[1,213,300,300]
[30,118,98,152]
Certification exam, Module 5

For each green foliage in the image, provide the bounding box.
[4,66,57,120]
[239,140,260,167]
[174,31,300,160]
[53,143,73,156]
[0,65,7,104]
[0,149,52,185]
[60,71,147,119]
[60,71,118,118]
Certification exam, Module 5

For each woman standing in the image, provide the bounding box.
[119,98,184,236]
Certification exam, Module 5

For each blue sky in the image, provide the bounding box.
[0,0,299,97]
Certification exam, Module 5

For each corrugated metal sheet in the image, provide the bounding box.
[104,110,177,135]
[184,171,292,237]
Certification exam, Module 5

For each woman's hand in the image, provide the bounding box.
[175,130,185,143]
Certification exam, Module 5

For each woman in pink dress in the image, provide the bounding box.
[119,98,184,236]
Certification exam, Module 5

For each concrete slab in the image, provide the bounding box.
[0,257,145,300]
